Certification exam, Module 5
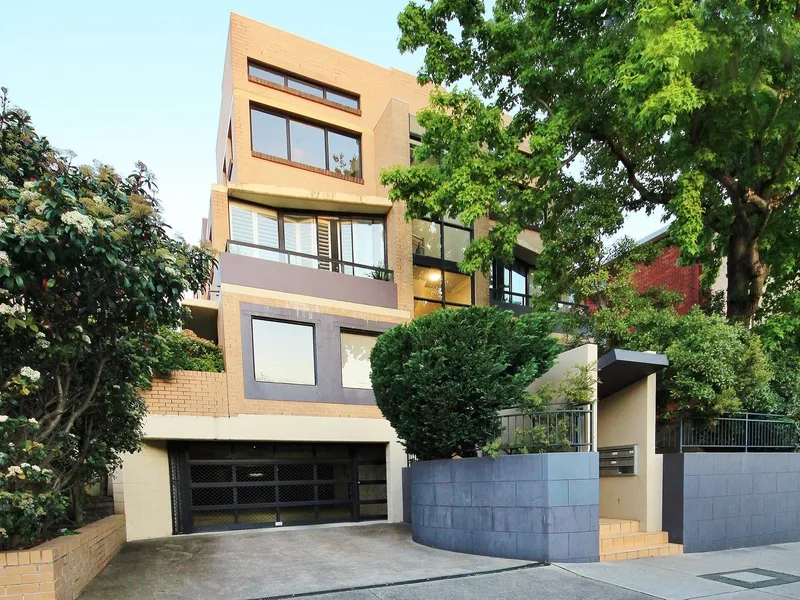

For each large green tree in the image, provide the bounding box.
[0,89,215,545]
[383,0,800,325]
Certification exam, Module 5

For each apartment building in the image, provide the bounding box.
[113,13,545,541]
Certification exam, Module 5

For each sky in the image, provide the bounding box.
[0,0,662,245]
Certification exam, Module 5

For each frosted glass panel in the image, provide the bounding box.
[340,332,377,389]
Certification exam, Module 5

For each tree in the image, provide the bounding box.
[370,307,559,459]
[382,0,800,325]
[0,89,215,545]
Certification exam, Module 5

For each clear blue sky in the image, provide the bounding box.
[0,0,660,245]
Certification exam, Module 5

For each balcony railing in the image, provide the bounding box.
[657,412,798,453]
[489,289,589,314]
[226,240,394,281]
[499,406,594,454]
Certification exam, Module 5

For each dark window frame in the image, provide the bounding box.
[251,317,318,387]
[247,59,361,113]
[491,259,535,306]
[250,104,363,180]
[412,218,474,313]
[229,202,388,272]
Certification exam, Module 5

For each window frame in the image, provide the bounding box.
[247,59,361,114]
[339,329,380,390]
[412,218,474,313]
[249,104,363,181]
[491,259,535,306]
[251,317,318,387]
[228,202,387,272]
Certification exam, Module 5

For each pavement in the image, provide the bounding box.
[79,522,800,600]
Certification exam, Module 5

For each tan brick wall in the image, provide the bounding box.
[0,515,125,600]
[208,187,230,253]
[144,371,229,416]
[220,13,433,198]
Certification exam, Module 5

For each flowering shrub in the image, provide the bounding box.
[0,89,215,545]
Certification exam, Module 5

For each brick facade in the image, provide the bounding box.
[632,244,702,315]
[144,371,229,416]
[0,515,125,600]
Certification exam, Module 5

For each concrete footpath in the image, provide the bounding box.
[561,542,800,599]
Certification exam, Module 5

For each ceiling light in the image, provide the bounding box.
[428,271,441,282]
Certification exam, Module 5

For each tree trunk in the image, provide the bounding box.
[725,218,766,326]
[70,484,84,527]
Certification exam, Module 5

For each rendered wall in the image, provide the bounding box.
[663,452,800,552]
[597,374,663,532]
[410,454,600,562]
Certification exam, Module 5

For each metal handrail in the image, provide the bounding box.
[225,239,394,281]
[499,406,594,453]
[657,412,797,453]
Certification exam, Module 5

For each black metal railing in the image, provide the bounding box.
[489,290,590,314]
[657,412,798,453]
[226,240,394,282]
[498,406,594,454]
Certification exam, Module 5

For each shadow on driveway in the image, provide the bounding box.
[80,523,534,600]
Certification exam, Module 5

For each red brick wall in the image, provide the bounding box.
[632,245,702,315]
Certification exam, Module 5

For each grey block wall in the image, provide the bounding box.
[663,453,800,553]
[402,467,411,524]
[410,453,599,562]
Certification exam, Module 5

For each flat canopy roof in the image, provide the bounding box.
[597,349,669,399]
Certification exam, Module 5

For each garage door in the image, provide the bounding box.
[168,442,388,533]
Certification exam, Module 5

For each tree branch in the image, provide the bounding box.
[62,357,108,436]
[591,131,667,205]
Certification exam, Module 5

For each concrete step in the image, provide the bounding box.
[600,531,669,552]
[600,542,683,562]
[599,518,640,536]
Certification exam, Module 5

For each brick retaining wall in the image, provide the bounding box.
[0,514,125,600]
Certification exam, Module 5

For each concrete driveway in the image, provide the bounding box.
[80,523,536,600]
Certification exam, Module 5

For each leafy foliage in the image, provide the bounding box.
[152,329,224,375]
[370,307,559,459]
[0,89,215,546]
[384,0,800,325]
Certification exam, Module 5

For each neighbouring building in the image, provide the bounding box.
[113,13,546,540]
[631,225,727,315]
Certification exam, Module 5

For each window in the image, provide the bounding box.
[250,106,362,179]
[491,259,537,306]
[252,319,315,385]
[247,61,360,111]
[340,332,378,389]
[411,218,474,316]
[228,204,387,278]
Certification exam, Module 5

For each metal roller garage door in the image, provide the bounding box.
[168,441,388,533]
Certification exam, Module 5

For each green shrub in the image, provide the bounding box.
[370,307,559,459]
[153,329,224,374]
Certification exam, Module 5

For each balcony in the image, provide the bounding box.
[490,288,588,316]
[216,240,399,309]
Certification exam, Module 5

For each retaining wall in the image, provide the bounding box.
[0,514,125,600]
[663,452,800,552]
[410,453,599,562]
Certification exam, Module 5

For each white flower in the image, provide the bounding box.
[37,339,50,349]
[33,203,47,216]
[0,220,6,235]
[60,210,94,235]
[20,367,41,382]
[0,304,15,315]
[0,175,16,190]
[6,466,23,477]
[31,465,41,472]
[20,462,30,468]
[28,418,38,425]
[81,334,91,344]
[75,325,83,333]
[0,415,8,423]
[19,189,41,203]
[36,332,45,338]
[93,195,106,205]
[0,251,9,268]
[164,266,178,276]
[23,181,36,190]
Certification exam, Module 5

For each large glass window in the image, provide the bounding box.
[412,218,473,316]
[252,319,315,385]
[491,259,537,306]
[248,61,360,111]
[228,204,386,279]
[340,332,378,389]
[250,106,362,178]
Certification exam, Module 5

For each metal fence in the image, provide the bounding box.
[498,406,594,454]
[657,412,798,453]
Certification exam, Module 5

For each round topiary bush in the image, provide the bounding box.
[370,306,559,459]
